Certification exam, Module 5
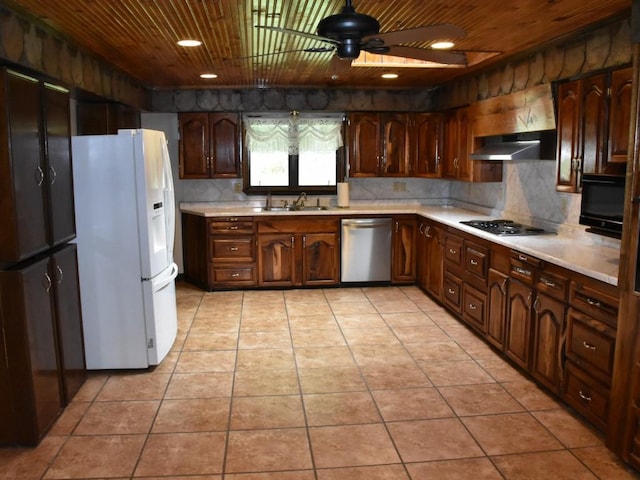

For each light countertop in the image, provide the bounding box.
[180,202,620,286]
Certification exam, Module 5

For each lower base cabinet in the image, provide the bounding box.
[0,244,86,446]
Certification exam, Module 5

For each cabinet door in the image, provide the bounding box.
[556,80,581,192]
[442,109,461,179]
[210,113,240,178]
[348,113,381,177]
[506,279,533,370]
[416,222,428,290]
[392,218,416,283]
[179,112,210,178]
[412,113,442,177]
[302,233,339,286]
[425,224,444,301]
[580,74,608,177]
[487,268,509,350]
[454,108,472,181]
[258,234,296,287]
[43,84,75,247]
[51,245,86,404]
[609,67,633,166]
[381,113,409,176]
[0,256,62,445]
[0,70,48,262]
[531,293,566,393]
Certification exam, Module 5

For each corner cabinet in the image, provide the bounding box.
[392,216,416,284]
[442,107,502,183]
[347,112,410,177]
[257,218,339,287]
[178,112,241,179]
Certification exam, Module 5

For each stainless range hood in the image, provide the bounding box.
[470,131,557,161]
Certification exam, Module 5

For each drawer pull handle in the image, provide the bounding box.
[468,303,477,310]
[228,226,239,230]
[229,218,239,221]
[541,278,556,287]
[582,341,596,351]
[518,254,528,261]
[514,266,531,276]
[578,390,592,402]
[230,273,240,278]
[470,259,478,266]
[448,288,456,294]
[449,248,457,254]
[586,298,602,308]
[228,247,239,251]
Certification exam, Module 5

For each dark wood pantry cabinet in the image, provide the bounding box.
[0,67,86,446]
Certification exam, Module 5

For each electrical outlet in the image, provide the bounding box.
[393,181,406,192]
[233,182,242,193]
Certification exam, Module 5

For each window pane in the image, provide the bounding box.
[298,151,337,186]
[249,151,289,186]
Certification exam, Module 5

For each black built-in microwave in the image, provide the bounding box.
[579,173,626,237]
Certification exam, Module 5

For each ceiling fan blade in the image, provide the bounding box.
[230,47,334,61]
[364,24,466,46]
[384,46,467,65]
[255,25,337,45]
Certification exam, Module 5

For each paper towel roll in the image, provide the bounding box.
[337,182,349,208]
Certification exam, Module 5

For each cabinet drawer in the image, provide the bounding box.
[569,281,619,327]
[462,284,487,333]
[443,271,462,313]
[566,308,616,381]
[536,270,569,302]
[510,258,536,284]
[210,237,254,262]
[209,220,254,235]
[210,265,256,285]
[444,234,463,267]
[564,362,609,430]
[465,242,489,283]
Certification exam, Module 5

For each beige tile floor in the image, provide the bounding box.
[3,282,640,479]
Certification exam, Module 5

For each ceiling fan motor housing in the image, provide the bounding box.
[317,4,381,59]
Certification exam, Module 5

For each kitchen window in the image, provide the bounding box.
[242,113,345,195]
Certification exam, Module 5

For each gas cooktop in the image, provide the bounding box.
[460,219,554,236]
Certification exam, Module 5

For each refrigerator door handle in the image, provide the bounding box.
[149,262,178,288]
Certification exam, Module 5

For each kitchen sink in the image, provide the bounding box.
[262,205,330,212]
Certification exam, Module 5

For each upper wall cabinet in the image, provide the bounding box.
[556,66,632,193]
[0,69,75,264]
[76,102,140,135]
[411,112,443,178]
[442,107,502,183]
[178,112,241,179]
[347,112,410,177]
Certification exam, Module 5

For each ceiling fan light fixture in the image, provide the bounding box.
[431,41,455,49]
[177,39,202,47]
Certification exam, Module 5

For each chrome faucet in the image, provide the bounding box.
[293,192,307,209]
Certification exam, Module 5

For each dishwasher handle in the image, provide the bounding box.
[341,218,392,229]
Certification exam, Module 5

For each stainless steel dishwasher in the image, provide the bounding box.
[341,218,392,282]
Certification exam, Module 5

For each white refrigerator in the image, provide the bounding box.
[72,129,178,369]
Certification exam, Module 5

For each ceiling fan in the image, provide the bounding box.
[255,0,468,68]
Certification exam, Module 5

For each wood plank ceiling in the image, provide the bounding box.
[4,0,631,90]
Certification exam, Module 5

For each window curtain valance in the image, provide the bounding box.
[245,115,343,155]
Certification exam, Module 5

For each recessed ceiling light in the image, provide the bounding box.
[381,73,398,79]
[177,39,202,47]
[431,41,455,50]
[200,73,218,79]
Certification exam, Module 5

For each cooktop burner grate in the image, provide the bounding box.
[460,219,553,236]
